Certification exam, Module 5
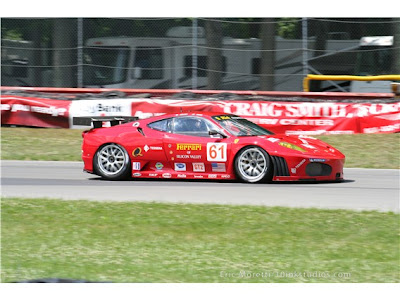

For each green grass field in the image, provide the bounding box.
[1,127,399,168]
[1,129,399,283]
[2,198,399,283]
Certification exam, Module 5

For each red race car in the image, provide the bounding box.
[75,112,345,183]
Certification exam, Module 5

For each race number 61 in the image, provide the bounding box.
[207,143,227,162]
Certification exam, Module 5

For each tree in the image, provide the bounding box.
[205,19,223,90]
[310,19,328,91]
[392,18,400,75]
[53,19,77,87]
[260,18,276,91]
[26,20,42,86]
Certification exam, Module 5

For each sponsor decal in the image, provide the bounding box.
[171,157,175,161]
[133,173,141,177]
[211,163,226,172]
[132,162,141,171]
[162,173,172,178]
[176,143,202,151]
[176,154,202,159]
[132,147,143,157]
[267,137,280,143]
[298,135,317,140]
[278,142,307,153]
[309,158,326,162]
[208,174,217,179]
[170,151,173,154]
[234,139,240,144]
[207,143,227,162]
[194,175,204,179]
[168,144,172,148]
[301,144,316,149]
[144,145,163,152]
[221,174,231,179]
[214,115,231,120]
[193,163,205,172]
[174,163,186,172]
[149,173,158,177]
[177,174,187,178]
[291,159,306,174]
[155,162,164,170]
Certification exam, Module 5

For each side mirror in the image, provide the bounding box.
[209,129,227,138]
[133,67,142,79]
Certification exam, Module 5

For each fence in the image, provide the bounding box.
[2,18,400,92]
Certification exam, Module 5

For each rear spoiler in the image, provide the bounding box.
[72,116,139,128]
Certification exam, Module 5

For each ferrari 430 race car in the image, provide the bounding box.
[76,112,345,183]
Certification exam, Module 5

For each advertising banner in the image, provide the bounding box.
[1,96,399,134]
[68,98,134,128]
[130,99,400,135]
[1,96,71,128]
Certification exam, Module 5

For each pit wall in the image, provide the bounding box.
[1,87,399,135]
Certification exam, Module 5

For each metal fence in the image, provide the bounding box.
[2,18,399,92]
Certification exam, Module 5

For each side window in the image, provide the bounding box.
[134,47,163,79]
[172,117,216,137]
[148,119,170,132]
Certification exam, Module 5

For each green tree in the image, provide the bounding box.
[392,18,400,75]
[53,19,77,87]
[205,19,223,90]
[260,18,276,91]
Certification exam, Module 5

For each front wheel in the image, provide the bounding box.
[93,144,131,180]
[234,146,273,183]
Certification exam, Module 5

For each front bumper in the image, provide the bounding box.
[272,155,345,182]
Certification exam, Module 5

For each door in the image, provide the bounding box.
[162,116,231,175]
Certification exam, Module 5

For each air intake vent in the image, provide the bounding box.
[271,156,290,176]
[305,163,332,176]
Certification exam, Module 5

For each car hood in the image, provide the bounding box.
[255,134,345,158]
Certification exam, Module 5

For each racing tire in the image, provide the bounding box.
[93,143,131,180]
[234,146,273,183]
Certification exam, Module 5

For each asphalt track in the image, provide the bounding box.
[1,160,399,212]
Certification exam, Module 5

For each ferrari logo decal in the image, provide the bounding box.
[176,144,202,151]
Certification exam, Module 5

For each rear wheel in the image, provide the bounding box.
[234,146,272,183]
[94,144,131,180]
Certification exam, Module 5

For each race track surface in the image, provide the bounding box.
[1,160,399,212]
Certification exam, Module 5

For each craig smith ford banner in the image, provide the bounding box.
[129,99,400,135]
[2,96,399,134]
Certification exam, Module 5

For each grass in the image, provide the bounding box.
[318,134,400,169]
[1,197,399,283]
[1,128,83,161]
[1,127,399,168]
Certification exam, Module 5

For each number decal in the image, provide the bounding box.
[207,143,227,162]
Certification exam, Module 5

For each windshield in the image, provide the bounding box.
[83,46,129,85]
[212,115,274,136]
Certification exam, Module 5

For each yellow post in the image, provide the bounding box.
[303,74,400,92]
